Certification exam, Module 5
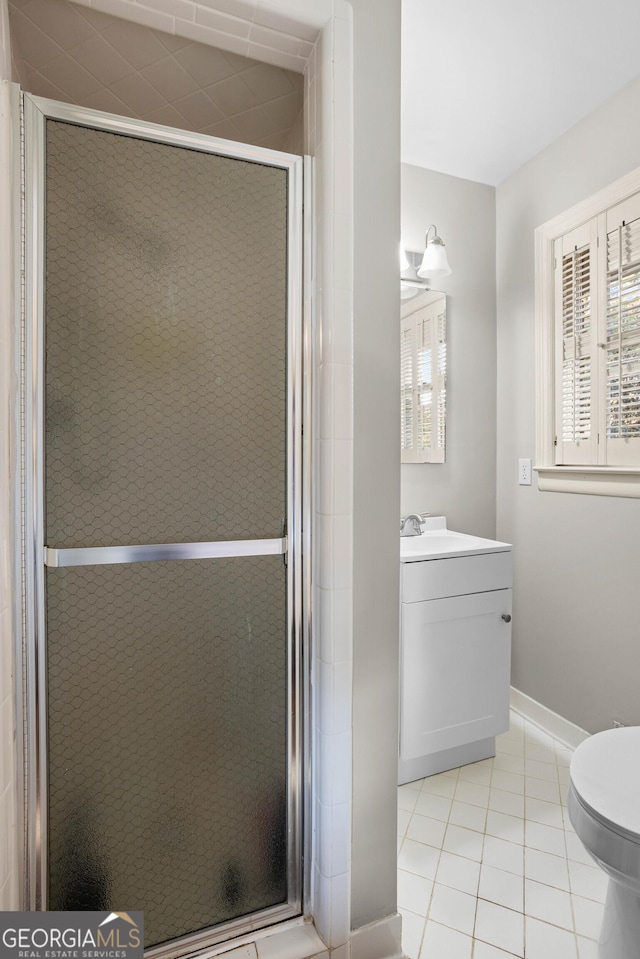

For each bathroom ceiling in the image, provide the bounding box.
[9,0,303,151]
[402,0,640,185]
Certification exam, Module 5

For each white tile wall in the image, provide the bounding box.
[70,0,316,70]
[10,0,305,152]
[305,10,354,952]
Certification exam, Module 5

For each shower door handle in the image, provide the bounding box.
[43,538,288,568]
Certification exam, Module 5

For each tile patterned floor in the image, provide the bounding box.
[397,712,607,959]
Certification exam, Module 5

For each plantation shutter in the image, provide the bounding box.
[401,298,446,464]
[401,324,415,455]
[554,222,597,465]
[417,304,446,463]
[604,195,640,465]
[435,306,447,460]
[417,311,434,456]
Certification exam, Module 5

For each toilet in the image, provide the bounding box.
[569,727,640,959]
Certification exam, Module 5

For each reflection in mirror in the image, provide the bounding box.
[401,290,446,464]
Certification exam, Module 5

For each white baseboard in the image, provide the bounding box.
[350,914,403,959]
[510,687,589,750]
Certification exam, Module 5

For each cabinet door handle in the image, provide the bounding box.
[502,614,512,623]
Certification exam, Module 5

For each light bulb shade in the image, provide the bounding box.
[400,245,410,272]
[417,237,452,279]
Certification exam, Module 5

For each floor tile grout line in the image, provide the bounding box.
[399,711,607,958]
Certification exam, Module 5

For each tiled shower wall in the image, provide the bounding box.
[68,0,317,72]
[305,8,354,954]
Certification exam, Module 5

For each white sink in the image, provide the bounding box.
[401,524,511,562]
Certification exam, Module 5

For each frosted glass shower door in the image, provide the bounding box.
[23,96,304,955]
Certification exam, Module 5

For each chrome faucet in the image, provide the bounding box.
[400,513,427,537]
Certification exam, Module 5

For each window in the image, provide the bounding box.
[401,292,446,463]
[536,167,640,496]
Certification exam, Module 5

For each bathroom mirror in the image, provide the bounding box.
[400,290,447,464]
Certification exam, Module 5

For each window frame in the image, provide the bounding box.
[535,163,640,497]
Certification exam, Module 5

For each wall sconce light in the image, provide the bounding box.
[400,224,452,300]
[417,224,452,279]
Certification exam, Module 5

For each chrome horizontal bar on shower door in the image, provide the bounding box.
[43,538,288,568]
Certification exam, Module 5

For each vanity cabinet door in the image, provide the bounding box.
[400,588,512,762]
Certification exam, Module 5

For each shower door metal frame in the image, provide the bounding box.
[22,92,308,956]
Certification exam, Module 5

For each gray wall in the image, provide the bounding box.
[351,0,402,932]
[496,73,640,734]
[401,164,497,539]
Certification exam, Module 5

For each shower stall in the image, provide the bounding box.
[20,92,307,956]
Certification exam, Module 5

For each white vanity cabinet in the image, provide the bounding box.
[399,532,512,785]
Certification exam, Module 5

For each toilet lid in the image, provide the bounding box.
[570,727,640,840]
